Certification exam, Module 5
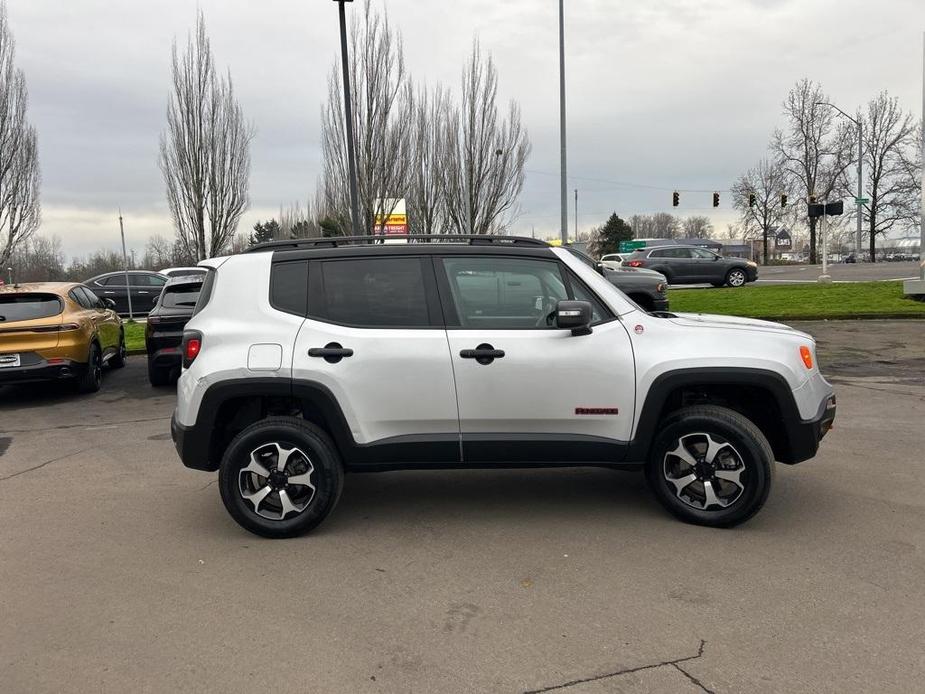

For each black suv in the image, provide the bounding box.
[85,271,168,315]
[624,246,758,287]
[146,275,203,385]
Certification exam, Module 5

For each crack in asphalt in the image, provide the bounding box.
[0,415,170,435]
[0,449,90,482]
[524,640,710,694]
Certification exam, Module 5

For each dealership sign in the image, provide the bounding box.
[374,198,408,235]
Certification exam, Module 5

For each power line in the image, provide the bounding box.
[525,168,732,194]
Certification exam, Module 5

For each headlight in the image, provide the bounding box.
[656,283,666,293]
[746,261,757,267]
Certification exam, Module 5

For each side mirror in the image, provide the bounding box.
[594,261,605,276]
[152,295,160,305]
[103,298,116,309]
[555,300,593,336]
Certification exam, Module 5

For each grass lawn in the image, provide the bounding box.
[669,281,925,320]
[123,320,146,352]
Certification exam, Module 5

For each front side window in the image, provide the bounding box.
[440,256,569,329]
[80,287,104,308]
[309,257,431,328]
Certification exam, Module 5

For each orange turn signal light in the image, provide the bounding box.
[799,346,813,370]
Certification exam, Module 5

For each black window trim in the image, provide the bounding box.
[435,253,616,331]
[305,255,445,330]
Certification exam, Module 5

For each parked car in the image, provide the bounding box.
[170,234,835,538]
[563,246,668,311]
[624,246,758,287]
[844,254,857,264]
[85,271,168,315]
[0,282,125,392]
[146,275,204,386]
[600,253,626,270]
[159,266,208,279]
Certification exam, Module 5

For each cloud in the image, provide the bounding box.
[6,0,924,256]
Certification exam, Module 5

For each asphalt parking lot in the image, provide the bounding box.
[1,321,924,693]
[755,260,920,283]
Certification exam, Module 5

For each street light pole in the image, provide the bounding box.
[558,0,568,245]
[574,188,578,241]
[119,210,134,320]
[920,32,925,282]
[335,0,362,235]
[816,101,863,258]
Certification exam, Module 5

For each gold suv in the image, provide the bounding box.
[0,282,126,393]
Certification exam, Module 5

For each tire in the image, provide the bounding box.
[147,360,171,387]
[76,342,102,394]
[725,268,747,287]
[645,405,773,528]
[218,417,344,538]
[110,331,126,369]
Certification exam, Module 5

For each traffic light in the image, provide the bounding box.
[672,191,679,207]
[712,192,720,207]
[780,193,787,207]
[748,193,756,207]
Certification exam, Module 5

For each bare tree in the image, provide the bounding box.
[0,2,40,268]
[772,79,855,264]
[898,122,922,235]
[629,213,679,239]
[406,84,448,235]
[681,215,713,239]
[319,1,410,235]
[440,41,531,235]
[159,12,253,261]
[731,157,789,264]
[838,93,917,260]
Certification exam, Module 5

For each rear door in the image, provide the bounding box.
[290,255,460,463]
[93,275,129,313]
[129,273,166,314]
[78,287,120,355]
[436,254,636,464]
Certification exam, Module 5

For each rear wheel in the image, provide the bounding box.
[147,360,172,387]
[725,268,747,287]
[110,331,126,369]
[646,405,773,527]
[218,417,344,538]
[76,343,102,394]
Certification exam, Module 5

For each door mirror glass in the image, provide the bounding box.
[555,300,593,335]
[104,298,116,309]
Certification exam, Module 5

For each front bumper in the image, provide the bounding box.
[746,266,759,282]
[783,392,836,464]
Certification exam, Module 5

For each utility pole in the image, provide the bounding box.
[910,32,925,295]
[119,210,134,320]
[574,189,578,241]
[558,0,568,245]
[816,101,864,258]
[335,0,362,235]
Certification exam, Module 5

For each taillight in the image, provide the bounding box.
[181,330,202,368]
[627,260,643,267]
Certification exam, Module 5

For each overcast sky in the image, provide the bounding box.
[8,0,925,259]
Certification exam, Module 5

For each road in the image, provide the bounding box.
[1,323,924,693]
[755,260,919,284]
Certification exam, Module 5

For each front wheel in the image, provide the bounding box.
[646,405,773,527]
[725,268,747,287]
[218,417,344,538]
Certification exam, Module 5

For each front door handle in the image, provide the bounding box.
[460,343,505,365]
[308,342,354,364]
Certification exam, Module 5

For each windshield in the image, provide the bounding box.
[161,286,201,308]
[0,294,63,322]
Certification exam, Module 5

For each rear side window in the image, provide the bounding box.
[309,257,431,328]
[270,261,308,316]
[130,273,166,287]
[161,284,202,309]
[0,294,63,322]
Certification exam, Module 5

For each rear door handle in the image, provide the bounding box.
[308,343,353,364]
[460,343,504,365]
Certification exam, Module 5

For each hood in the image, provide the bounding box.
[604,267,666,280]
[668,312,811,339]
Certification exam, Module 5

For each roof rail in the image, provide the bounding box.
[243,234,550,253]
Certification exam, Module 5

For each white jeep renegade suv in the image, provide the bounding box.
[171,235,835,538]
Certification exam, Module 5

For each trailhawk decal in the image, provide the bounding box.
[575,407,619,416]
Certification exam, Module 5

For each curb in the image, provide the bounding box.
[126,349,147,356]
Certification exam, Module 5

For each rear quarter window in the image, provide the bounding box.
[0,294,64,322]
[270,261,308,316]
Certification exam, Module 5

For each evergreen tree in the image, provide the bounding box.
[249,219,280,246]
[592,213,633,256]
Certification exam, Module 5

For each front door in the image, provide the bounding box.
[436,254,636,464]
[290,255,460,464]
